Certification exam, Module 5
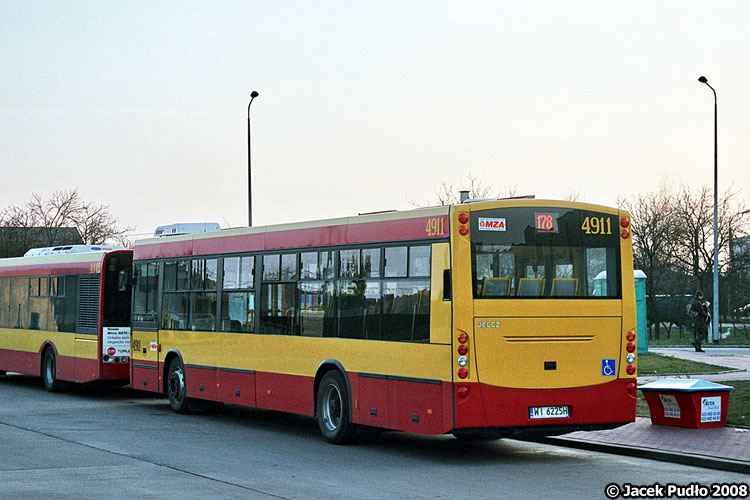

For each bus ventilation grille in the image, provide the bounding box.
[77,275,100,334]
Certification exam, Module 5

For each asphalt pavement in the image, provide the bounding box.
[534,346,750,474]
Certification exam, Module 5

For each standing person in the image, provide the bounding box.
[690,290,709,352]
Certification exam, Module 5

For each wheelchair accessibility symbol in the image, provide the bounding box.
[601,359,616,376]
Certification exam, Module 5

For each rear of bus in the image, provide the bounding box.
[451,200,636,436]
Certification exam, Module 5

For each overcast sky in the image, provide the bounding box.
[1,1,748,238]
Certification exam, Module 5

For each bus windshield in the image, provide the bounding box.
[470,206,621,299]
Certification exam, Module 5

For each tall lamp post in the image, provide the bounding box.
[698,76,719,343]
[247,90,259,227]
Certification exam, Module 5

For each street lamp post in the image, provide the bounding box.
[247,90,259,227]
[698,76,719,343]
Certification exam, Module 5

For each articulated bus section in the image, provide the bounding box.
[0,249,132,388]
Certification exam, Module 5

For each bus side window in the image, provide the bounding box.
[443,270,451,301]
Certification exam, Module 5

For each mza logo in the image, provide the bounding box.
[478,217,506,231]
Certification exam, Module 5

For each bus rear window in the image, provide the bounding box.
[470,207,621,299]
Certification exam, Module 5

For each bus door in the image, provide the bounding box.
[131,261,161,392]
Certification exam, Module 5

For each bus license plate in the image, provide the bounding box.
[529,405,570,419]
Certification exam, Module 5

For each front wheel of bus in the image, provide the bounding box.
[167,359,189,414]
[317,371,355,444]
[42,349,60,393]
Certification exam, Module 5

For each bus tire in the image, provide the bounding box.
[42,348,60,393]
[316,371,355,444]
[166,358,190,414]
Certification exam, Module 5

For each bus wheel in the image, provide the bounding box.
[167,358,191,414]
[316,371,355,444]
[42,349,60,392]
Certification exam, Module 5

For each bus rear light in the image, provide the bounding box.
[627,382,636,395]
[620,216,630,228]
[457,386,470,398]
[626,353,636,364]
[621,228,630,239]
[459,225,469,235]
[457,344,468,355]
[457,356,468,367]
[458,332,468,344]
[458,213,469,224]
[626,342,635,353]
[458,368,468,379]
[626,364,636,375]
[626,330,636,341]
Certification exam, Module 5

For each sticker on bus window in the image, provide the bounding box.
[102,327,131,359]
[478,218,506,231]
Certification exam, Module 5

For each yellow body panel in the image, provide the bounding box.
[0,328,97,359]
[139,329,452,382]
[474,316,621,388]
[429,242,452,345]
[74,337,98,360]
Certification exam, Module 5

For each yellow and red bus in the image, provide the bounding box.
[130,199,636,442]
[0,246,132,391]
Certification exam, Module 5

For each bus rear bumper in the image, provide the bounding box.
[454,378,636,432]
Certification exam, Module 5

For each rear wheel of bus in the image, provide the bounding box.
[42,348,61,392]
[316,371,355,444]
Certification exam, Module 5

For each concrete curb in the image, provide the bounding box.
[529,436,750,474]
[638,369,746,380]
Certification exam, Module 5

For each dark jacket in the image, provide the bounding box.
[690,298,709,332]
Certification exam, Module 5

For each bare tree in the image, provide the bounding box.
[410,173,509,207]
[0,190,134,254]
[670,183,747,292]
[564,189,583,202]
[619,180,682,339]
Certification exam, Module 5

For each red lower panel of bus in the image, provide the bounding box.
[141,360,452,433]
[0,347,126,384]
[134,359,632,435]
[100,362,128,381]
[0,348,41,377]
[255,372,315,416]
[454,379,636,429]
[217,369,256,407]
[132,361,161,392]
[350,373,454,435]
